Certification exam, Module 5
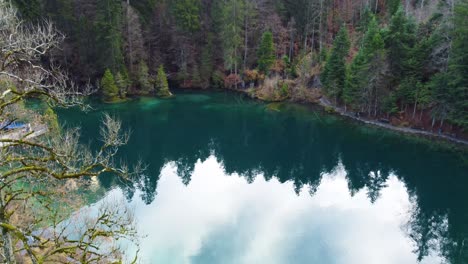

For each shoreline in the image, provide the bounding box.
[224,87,468,147]
[316,97,468,146]
[113,88,468,147]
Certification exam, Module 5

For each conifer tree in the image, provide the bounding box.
[12,0,41,21]
[101,69,119,101]
[115,69,131,98]
[385,6,416,81]
[155,65,172,97]
[322,25,350,104]
[402,32,431,118]
[257,31,275,74]
[173,0,201,32]
[345,16,387,114]
[219,0,245,75]
[447,0,468,128]
[429,72,452,129]
[200,34,214,88]
[137,61,152,93]
[95,0,124,72]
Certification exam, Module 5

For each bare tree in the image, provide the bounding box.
[124,1,145,75]
[0,1,141,263]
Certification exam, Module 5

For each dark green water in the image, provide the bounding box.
[58,91,468,264]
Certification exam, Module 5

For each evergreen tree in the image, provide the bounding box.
[322,25,350,104]
[400,31,431,118]
[345,16,387,114]
[101,69,119,101]
[219,0,245,75]
[155,65,172,97]
[386,0,401,16]
[200,34,214,89]
[192,64,202,88]
[173,0,201,32]
[429,73,452,129]
[115,69,131,98]
[447,0,468,129]
[257,31,275,74]
[95,0,124,73]
[357,6,373,33]
[12,0,41,21]
[137,61,152,93]
[385,6,416,82]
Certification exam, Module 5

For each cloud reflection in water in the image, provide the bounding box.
[104,155,444,264]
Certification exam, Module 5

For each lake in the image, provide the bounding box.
[58,91,468,264]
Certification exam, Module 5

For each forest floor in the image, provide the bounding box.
[317,97,468,146]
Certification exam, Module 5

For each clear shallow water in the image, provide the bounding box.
[58,91,468,264]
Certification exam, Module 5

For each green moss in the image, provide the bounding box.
[324,105,336,114]
[44,107,60,134]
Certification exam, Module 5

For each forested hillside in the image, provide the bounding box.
[12,0,468,135]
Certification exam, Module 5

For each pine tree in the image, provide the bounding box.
[137,61,152,93]
[257,31,276,74]
[12,0,41,21]
[447,0,468,129]
[219,0,245,75]
[386,0,401,16]
[403,33,431,118]
[344,16,387,114]
[173,0,201,32]
[385,6,416,82]
[95,0,124,73]
[101,69,119,101]
[192,64,202,88]
[155,65,172,98]
[115,68,131,98]
[322,25,350,104]
[200,34,214,89]
[429,73,452,129]
[357,6,373,33]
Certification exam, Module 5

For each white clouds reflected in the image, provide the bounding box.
[104,155,445,264]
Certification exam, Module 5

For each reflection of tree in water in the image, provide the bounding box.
[66,95,467,263]
[406,209,449,262]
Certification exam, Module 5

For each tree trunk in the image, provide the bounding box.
[0,194,16,264]
[234,0,238,89]
[374,95,378,117]
[419,0,425,21]
[303,1,312,51]
[243,12,248,72]
[439,118,445,131]
[319,0,323,54]
[1,226,15,264]
[127,0,133,73]
[289,23,294,60]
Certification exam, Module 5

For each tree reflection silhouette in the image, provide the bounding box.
[59,92,468,263]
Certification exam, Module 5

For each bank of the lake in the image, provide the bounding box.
[220,87,468,147]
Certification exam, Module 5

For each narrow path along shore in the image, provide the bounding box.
[0,124,48,147]
[318,98,468,146]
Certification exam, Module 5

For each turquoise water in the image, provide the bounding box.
[58,91,468,264]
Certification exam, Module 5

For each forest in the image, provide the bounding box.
[10,0,468,134]
[7,0,468,135]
